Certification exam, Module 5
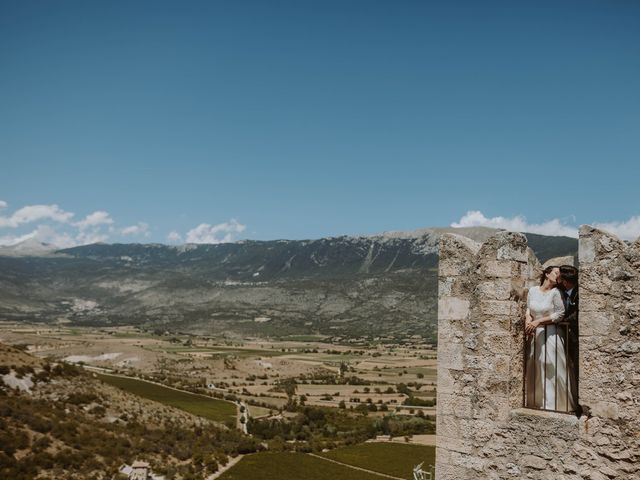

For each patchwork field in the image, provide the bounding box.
[218,452,387,480]
[96,372,237,423]
[219,443,435,480]
[0,324,437,418]
[1,324,438,479]
[321,443,435,478]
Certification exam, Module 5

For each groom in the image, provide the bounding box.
[559,265,579,324]
[559,265,580,415]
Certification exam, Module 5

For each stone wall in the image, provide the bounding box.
[435,226,639,479]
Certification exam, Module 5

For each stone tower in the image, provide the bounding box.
[435,226,639,479]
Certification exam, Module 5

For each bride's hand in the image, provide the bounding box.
[525,320,538,335]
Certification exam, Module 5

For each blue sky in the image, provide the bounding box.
[1,0,639,246]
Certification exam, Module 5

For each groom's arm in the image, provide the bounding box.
[565,304,578,324]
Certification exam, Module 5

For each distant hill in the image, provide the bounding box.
[0,227,577,341]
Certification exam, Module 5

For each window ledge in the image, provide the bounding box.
[511,408,580,425]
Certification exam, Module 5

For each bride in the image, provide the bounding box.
[525,266,575,412]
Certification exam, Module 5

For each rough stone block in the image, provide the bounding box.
[477,373,509,396]
[450,451,488,471]
[437,367,456,394]
[437,435,475,454]
[580,311,614,336]
[439,393,474,418]
[479,300,517,316]
[438,277,453,296]
[477,279,512,300]
[438,343,464,370]
[482,314,514,332]
[496,244,528,262]
[474,395,511,421]
[435,462,476,480]
[437,326,464,350]
[438,297,470,320]
[480,260,514,278]
[580,293,608,312]
[450,276,475,296]
[579,232,596,264]
[520,454,548,470]
[439,258,468,277]
[466,419,497,442]
[589,401,620,420]
[481,332,512,355]
[581,268,615,293]
[581,225,627,261]
[437,414,463,439]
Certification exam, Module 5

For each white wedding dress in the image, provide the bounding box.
[525,286,575,412]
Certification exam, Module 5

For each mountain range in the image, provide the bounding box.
[0,227,578,342]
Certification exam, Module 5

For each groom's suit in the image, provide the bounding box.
[560,286,579,327]
[560,285,580,413]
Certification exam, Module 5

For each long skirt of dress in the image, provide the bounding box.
[525,324,576,412]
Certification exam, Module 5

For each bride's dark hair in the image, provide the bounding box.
[539,266,557,286]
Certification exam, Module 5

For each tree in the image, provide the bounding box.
[276,378,297,398]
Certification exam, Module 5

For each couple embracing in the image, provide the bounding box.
[524,265,579,413]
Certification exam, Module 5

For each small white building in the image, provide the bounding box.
[119,461,164,480]
[130,461,150,480]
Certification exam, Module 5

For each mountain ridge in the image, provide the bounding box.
[0,227,577,341]
[0,226,500,258]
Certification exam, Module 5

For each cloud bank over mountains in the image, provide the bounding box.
[452,211,640,241]
[0,200,247,248]
[0,201,150,247]
[166,220,246,244]
[2,200,638,248]
[0,204,74,228]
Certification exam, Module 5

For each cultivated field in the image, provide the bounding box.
[1,322,438,479]
[0,323,436,421]
[218,452,386,480]
[96,372,237,423]
[321,443,435,478]
[219,443,435,480]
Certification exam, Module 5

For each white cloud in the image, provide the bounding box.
[75,229,109,245]
[121,222,150,237]
[167,231,183,243]
[0,202,162,248]
[0,225,77,248]
[593,216,640,241]
[74,210,114,229]
[0,204,74,228]
[452,211,640,241]
[451,211,578,237]
[0,230,37,246]
[185,219,246,244]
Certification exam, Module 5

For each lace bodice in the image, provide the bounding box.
[527,286,565,323]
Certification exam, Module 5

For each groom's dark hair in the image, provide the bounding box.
[559,265,578,286]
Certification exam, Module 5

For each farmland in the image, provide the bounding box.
[2,323,438,478]
[96,372,237,423]
[219,443,435,480]
[218,452,386,480]
[321,443,435,478]
[1,324,437,421]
